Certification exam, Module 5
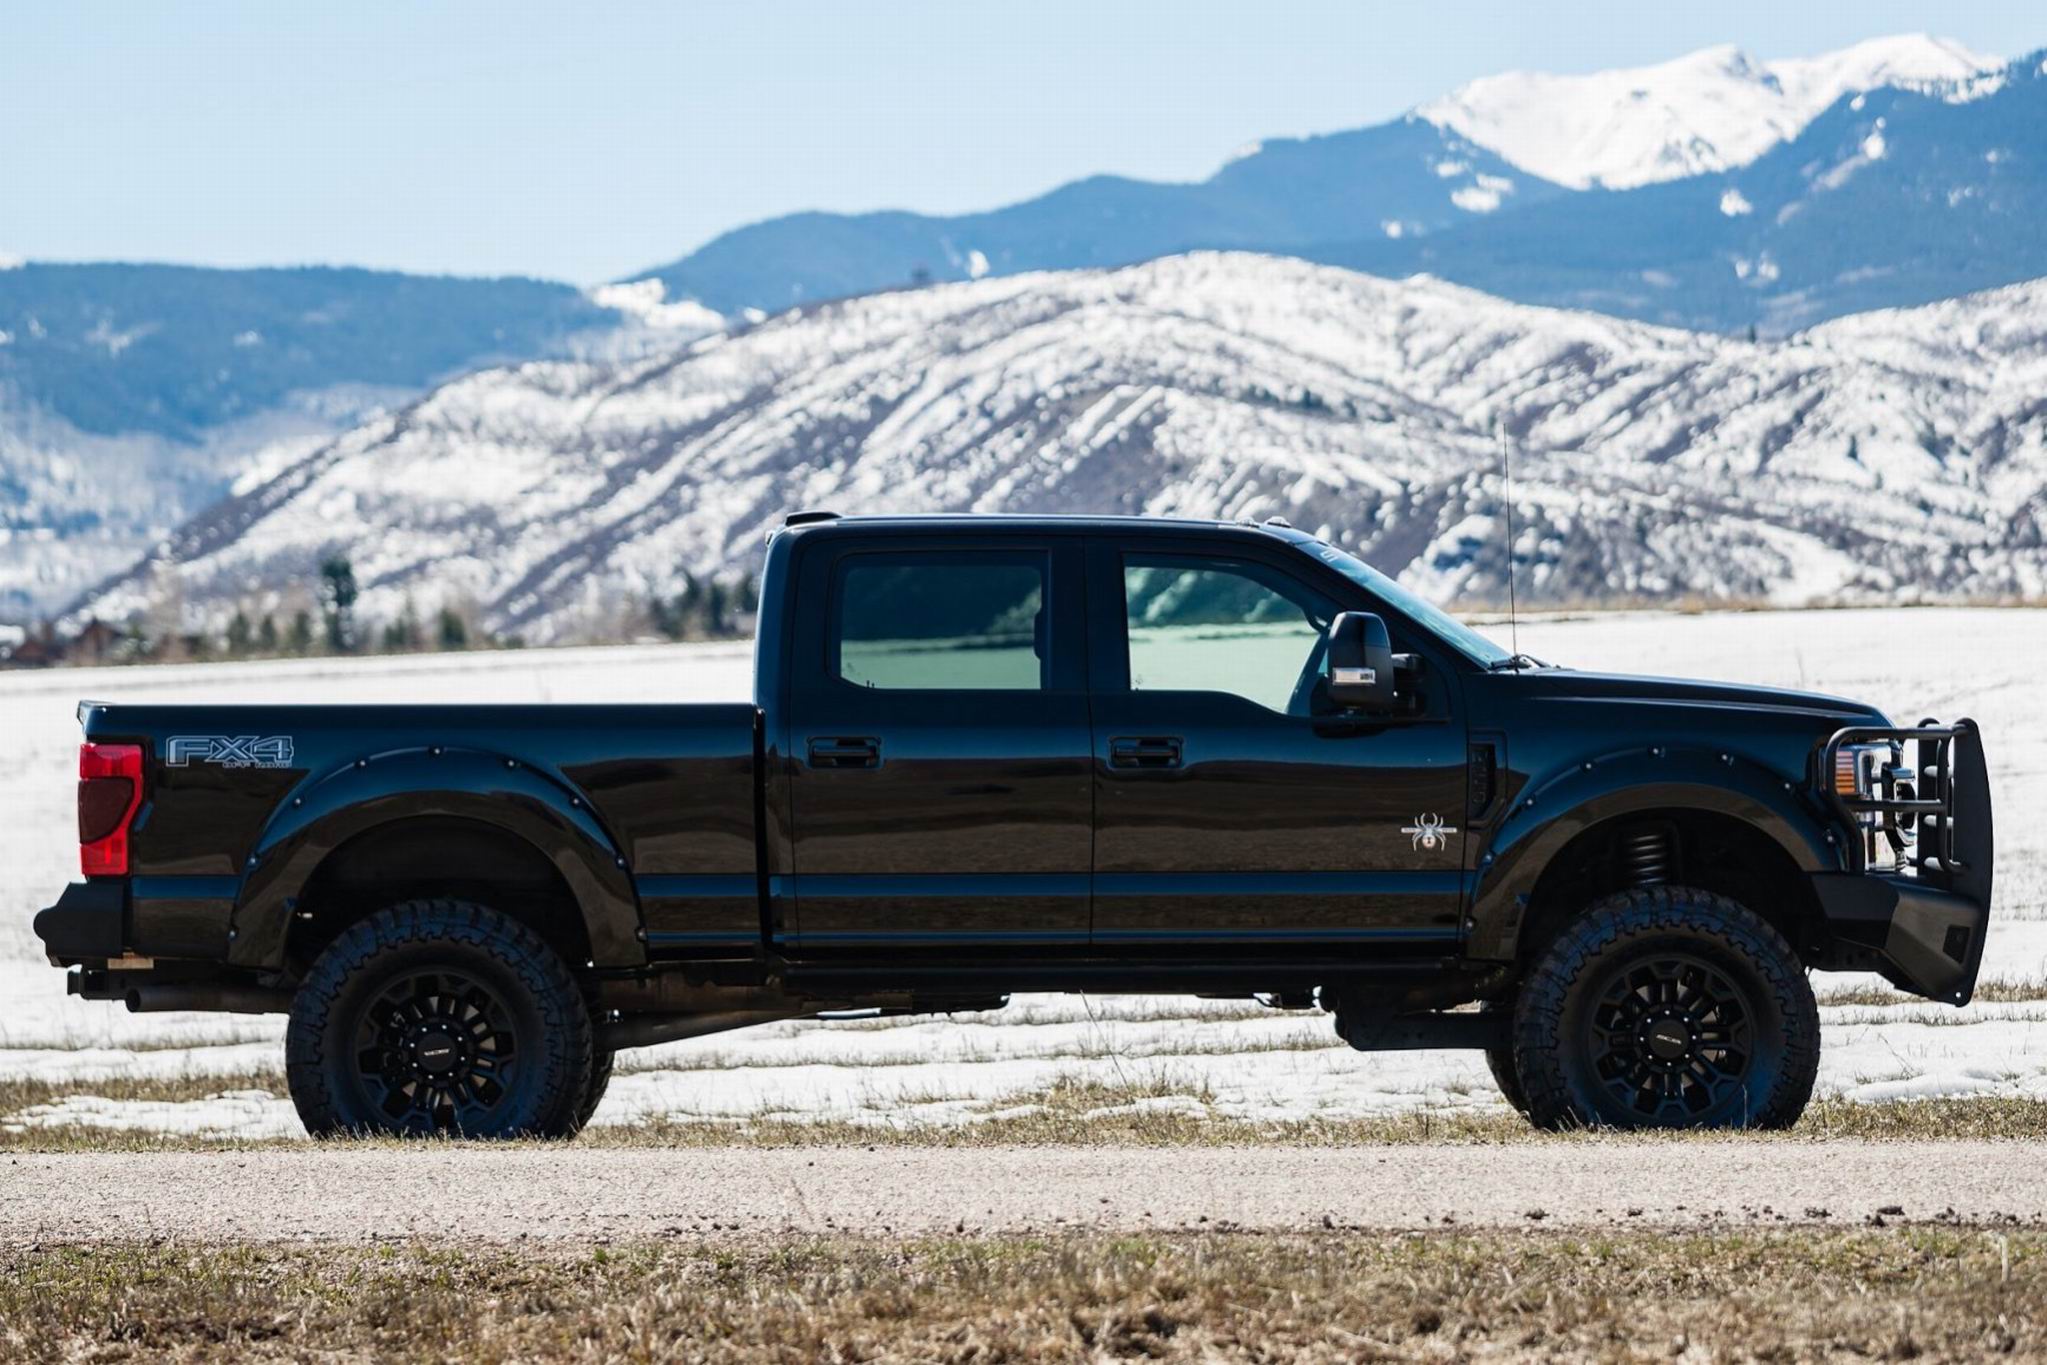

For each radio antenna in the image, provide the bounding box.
[1497,428,1521,667]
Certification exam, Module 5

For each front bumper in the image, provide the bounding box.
[1811,872,1990,1004]
[1813,717,1994,1003]
[33,880,126,965]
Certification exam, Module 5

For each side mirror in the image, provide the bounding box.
[1326,611,1398,712]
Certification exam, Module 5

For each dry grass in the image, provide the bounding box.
[1815,978,2047,1006]
[8,1074,2047,1152]
[2,1226,2042,1362]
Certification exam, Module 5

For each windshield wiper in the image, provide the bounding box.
[1487,653,1554,672]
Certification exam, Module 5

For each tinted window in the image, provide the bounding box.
[1123,555,1337,714]
[834,554,1047,690]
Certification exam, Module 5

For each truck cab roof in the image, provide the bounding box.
[779,509,1309,542]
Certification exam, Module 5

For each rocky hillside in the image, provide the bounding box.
[78,253,2047,640]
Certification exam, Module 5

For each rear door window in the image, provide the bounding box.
[832,553,1048,691]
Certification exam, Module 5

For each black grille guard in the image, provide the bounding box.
[1819,718,1993,911]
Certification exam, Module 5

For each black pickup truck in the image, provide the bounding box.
[37,513,1993,1136]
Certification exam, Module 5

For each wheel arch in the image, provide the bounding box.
[228,747,644,975]
[1467,748,1844,967]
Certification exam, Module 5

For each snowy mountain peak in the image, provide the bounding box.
[1417,33,2001,189]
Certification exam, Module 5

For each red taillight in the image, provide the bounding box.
[78,742,144,877]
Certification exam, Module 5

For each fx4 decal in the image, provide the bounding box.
[165,735,296,769]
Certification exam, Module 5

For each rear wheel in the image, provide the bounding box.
[1512,886,1818,1130]
[286,900,592,1139]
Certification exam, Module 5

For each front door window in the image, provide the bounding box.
[1122,555,1337,715]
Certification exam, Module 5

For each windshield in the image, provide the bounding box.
[1292,537,1513,666]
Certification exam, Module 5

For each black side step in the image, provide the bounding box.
[777,955,1461,997]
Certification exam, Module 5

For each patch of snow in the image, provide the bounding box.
[1720,187,1754,217]
[1432,159,1469,178]
[0,250,23,270]
[1381,220,1405,239]
[965,249,990,280]
[1451,183,1504,213]
[589,278,724,333]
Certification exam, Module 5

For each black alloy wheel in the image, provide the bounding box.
[1586,952,1754,1121]
[355,968,519,1131]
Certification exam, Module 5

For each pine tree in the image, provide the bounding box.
[257,614,279,653]
[437,607,468,651]
[319,556,358,652]
[225,611,253,656]
[705,579,730,637]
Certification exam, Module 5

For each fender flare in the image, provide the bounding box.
[226,747,644,971]
[1466,745,1844,961]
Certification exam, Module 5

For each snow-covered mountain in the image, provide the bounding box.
[637,35,2044,334]
[1416,34,1999,189]
[0,265,714,622]
[79,253,2047,639]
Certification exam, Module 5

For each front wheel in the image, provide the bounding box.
[286,900,593,1139]
[1511,887,1819,1130]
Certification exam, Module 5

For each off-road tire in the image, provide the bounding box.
[1512,886,1819,1131]
[1480,1000,1527,1113]
[287,900,593,1139]
[575,1049,616,1131]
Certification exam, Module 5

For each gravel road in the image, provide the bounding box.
[6,1142,2045,1243]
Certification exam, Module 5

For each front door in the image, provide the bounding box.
[1085,538,1468,950]
[786,536,1092,948]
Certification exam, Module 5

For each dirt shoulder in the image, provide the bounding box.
[6,1141,2046,1245]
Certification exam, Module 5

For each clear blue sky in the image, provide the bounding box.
[2,1,2039,284]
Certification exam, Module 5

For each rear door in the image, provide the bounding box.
[784,533,1092,948]
[1085,536,1468,949]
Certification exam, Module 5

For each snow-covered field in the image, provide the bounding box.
[4,608,2045,1139]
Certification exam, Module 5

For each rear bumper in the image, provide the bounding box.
[1811,872,1991,1004]
[32,880,126,965]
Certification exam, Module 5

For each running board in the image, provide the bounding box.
[776,955,1461,996]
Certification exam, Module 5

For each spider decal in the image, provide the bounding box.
[1401,812,1458,851]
